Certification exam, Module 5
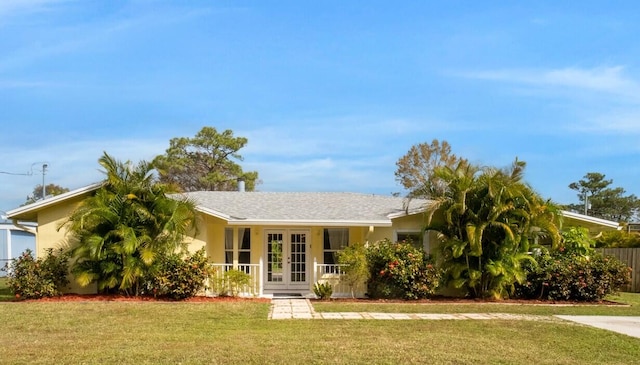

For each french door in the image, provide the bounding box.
[264,230,309,291]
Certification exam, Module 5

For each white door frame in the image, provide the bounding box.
[263,229,310,292]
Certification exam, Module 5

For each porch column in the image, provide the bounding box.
[258,256,264,297]
[6,228,12,262]
[232,227,239,269]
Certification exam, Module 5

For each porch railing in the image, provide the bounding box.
[207,262,262,297]
[205,260,363,298]
[313,262,353,297]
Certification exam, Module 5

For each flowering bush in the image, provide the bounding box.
[515,251,631,301]
[5,248,70,299]
[146,248,210,300]
[366,239,441,299]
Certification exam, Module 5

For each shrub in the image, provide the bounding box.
[515,251,631,301]
[595,230,640,248]
[147,248,210,300]
[366,239,441,299]
[6,248,70,299]
[337,242,369,298]
[225,269,251,297]
[560,227,595,255]
[209,269,252,297]
[313,281,333,300]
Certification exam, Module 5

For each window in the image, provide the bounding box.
[224,228,251,265]
[323,228,349,265]
[396,231,424,251]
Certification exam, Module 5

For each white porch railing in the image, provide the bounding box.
[207,262,263,297]
[313,262,354,297]
[205,260,363,298]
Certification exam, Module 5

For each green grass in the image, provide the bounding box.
[0,277,12,301]
[0,300,639,364]
[313,292,640,316]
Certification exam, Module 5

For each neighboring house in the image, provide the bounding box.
[627,222,640,233]
[560,210,621,234]
[5,184,621,296]
[0,219,36,277]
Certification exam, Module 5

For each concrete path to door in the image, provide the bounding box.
[269,299,640,340]
[268,298,554,321]
[556,316,640,339]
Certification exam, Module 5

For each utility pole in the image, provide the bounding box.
[42,163,48,200]
[583,192,589,216]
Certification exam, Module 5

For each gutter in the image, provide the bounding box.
[11,219,37,235]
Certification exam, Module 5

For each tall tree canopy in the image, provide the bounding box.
[23,184,69,205]
[153,127,259,192]
[425,159,561,299]
[568,172,639,222]
[63,152,198,295]
[395,139,466,199]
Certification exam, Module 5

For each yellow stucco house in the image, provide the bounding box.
[6,184,620,297]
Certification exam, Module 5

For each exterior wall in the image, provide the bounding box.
[36,199,83,256]
[35,198,97,294]
[368,214,426,244]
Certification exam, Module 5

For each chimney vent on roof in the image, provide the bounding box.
[237,178,245,192]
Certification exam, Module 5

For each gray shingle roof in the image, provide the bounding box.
[179,191,429,226]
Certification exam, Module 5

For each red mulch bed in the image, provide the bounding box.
[8,294,626,306]
[17,294,270,303]
[310,297,627,306]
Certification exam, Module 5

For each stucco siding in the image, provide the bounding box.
[36,200,81,256]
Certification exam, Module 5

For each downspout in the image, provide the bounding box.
[12,219,36,235]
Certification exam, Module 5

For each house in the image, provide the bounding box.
[5,184,621,297]
[0,219,37,277]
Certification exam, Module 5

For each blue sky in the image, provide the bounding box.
[1,1,639,213]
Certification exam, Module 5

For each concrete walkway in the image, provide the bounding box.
[556,316,640,339]
[268,298,552,321]
[269,299,640,339]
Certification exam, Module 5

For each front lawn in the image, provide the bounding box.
[1,300,639,364]
[0,277,11,301]
[312,292,640,316]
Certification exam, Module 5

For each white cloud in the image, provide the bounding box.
[457,66,640,136]
[245,155,397,194]
[0,0,71,18]
[576,111,640,135]
[240,116,471,158]
[460,66,640,99]
[0,137,168,211]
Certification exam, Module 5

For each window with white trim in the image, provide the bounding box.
[396,230,425,251]
[323,228,349,265]
[224,228,251,265]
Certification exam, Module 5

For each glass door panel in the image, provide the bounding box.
[267,232,284,283]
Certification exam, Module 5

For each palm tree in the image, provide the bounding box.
[63,152,198,295]
[425,159,561,299]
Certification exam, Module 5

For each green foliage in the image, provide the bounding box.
[313,281,333,300]
[568,172,639,222]
[560,227,595,255]
[23,183,70,205]
[153,126,259,192]
[64,152,198,296]
[427,158,561,299]
[366,239,441,299]
[515,251,631,302]
[146,249,210,300]
[595,230,640,248]
[5,249,70,299]
[225,269,251,297]
[337,242,369,298]
[210,269,252,297]
[395,139,466,199]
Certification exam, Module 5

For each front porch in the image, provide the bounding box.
[205,261,357,298]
